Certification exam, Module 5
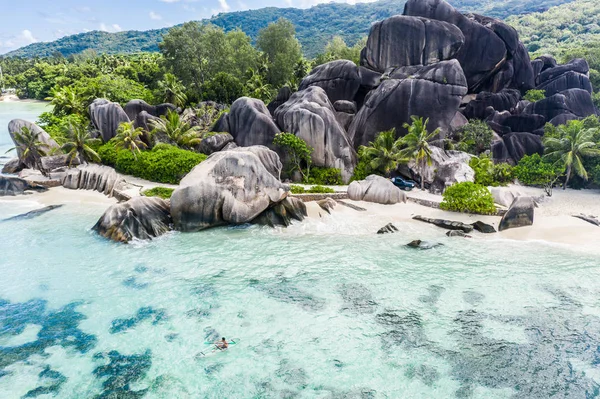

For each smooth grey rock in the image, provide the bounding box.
[490,186,525,208]
[198,133,234,155]
[274,86,357,183]
[472,221,496,233]
[446,230,471,237]
[492,132,543,165]
[89,99,130,142]
[0,175,48,196]
[61,164,126,197]
[228,97,281,149]
[1,157,24,174]
[430,158,475,194]
[170,146,288,231]
[93,197,172,243]
[348,175,407,205]
[349,60,467,147]
[412,215,474,233]
[361,15,464,72]
[316,197,337,214]
[252,197,307,227]
[463,89,521,120]
[267,86,293,116]
[40,154,77,171]
[334,100,357,114]
[8,119,60,168]
[299,60,361,103]
[537,71,592,97]
[377,223,399,234]
[498,196,535,231]
[402,147,471,188]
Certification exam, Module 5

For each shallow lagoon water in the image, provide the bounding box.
[0,101,49,163]
[1,102,600,398]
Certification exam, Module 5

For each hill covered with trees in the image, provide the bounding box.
[5,0,575,59]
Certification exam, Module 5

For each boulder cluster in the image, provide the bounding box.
[209,0,597,184]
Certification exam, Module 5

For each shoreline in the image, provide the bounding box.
[0,95,48,104]
[3,183,599,252]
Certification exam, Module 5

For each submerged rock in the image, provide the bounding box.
[412,215,474,233]
[446,230,471,238]
[377,223,399,234]
[93,197,172,243]
[170,146,289,231]
[2,205,64,222]
[498,196,535,231]
[406,240,444,250]
[348,175,407,205]
[0,175,48,196]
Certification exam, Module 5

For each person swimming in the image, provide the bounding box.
[215,337,229,350]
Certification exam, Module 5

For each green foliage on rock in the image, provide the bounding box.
[440,182,497,215]
[455,120,494,155]
[358,129,404,178]
[469,156,514,187]
[289,185,335,194]
[98,143,206,184]
[142,187,175,199]
[524,89,546,103]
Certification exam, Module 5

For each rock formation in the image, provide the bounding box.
[170,146,304,231]
[93,197,172,243]
[226,97,281,149]
[0,175,48,196]
[348,175,407,204]
[8,120,60,169]
[299,60,361,103]
[274,86,357,182]
[498,196,535,231]
[62,164,127,197]
[89,99,130,142]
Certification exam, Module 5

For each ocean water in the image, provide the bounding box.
[2,102,600,398]
[0,101,50,166]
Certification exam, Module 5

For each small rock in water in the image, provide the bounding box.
[472,221,496,233]
[377,223,399,234]
[406,240,444,250]
[446,230,471,238]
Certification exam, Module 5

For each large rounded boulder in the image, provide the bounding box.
[170,146,289,231]
[299,60,361,104]
[361,15,464,72]
[492,132,543,165]
[93,197,173,243]
[0,175,48,196]
[89,99,130,142]
[227,97,281,149]
[274,86,357,183]
[348,175,407,205]
[349,60,468,148]
[498,196,535,231]
[8,120,60,169]
[523,89,597,121]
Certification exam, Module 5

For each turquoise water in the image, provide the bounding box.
[0,101,49,166]
[2,102,600,398]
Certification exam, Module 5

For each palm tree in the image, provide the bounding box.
[60,122,101,166]
[6,126,48,175]
[149,110,202,149]
[400,116,440,190]
[245,68,273,103]
[45,86,85,116]
[114,122,147,160]
[358,129,405,177]
[544,120,600,189]
[157,73,187,107]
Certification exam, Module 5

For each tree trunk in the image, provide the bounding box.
[420,159,425,190]
[564,164,572,190]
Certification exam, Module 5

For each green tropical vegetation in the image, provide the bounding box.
[400,117,440,190]
[454,120,494,155]
[114,122,147,160]
[60,122,101,166]
[358,129,404,178]
[142,187,175,199]
[289,185,335,194]
[149,110,203,149]
[440,182,497,215]
[469,156,514,187]
[6,126,48,175]
[273,132,313,182]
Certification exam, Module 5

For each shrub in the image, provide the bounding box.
[524,89,546,103]
[440,182,496,215]
[98,143,206,184]
[513,154,563,187]
[306,167,343,185]
[350,157,371,182]
[289,185,335,194]
[469,156,513,187]
[142,187,175,199]
[456,121,494,155]
[273,133,313,181]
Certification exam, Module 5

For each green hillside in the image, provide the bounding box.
[5,0,576,59]
[507,0,600,54]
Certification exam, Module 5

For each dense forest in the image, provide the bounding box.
[4,0,576,58]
